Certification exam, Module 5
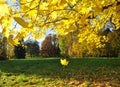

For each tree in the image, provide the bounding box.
[41,34,53,57]
[106,29,120,57]
[0,34,15,60]
[0,0,119,54]
[58,33,72,57]
[41,34,60,57]
[14,39,26,59]
[52,34,61,57]
[0,34,7,60]
[25,39,40,57]
[6,43,15,59]
[58,27,107,57]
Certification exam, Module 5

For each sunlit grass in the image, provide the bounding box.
[0,57,120,86]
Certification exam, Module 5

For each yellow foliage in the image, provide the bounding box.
[68,42,83,57]
[0,0,119,49]
[2,28,10,37]
[50,11,58,20]
[32,32,44,40]
[59,0,67,5]
[0,1,9,18]
[40,2,49,10]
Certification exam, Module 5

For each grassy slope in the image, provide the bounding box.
[0,57,120,87]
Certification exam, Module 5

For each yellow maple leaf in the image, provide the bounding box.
[60,59,69,66]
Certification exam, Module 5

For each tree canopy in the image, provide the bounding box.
[0,0,120,50]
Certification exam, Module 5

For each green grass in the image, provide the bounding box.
[0,57,120,87]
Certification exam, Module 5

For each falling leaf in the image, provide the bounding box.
[60,58,69,66]
[14,17,29,28]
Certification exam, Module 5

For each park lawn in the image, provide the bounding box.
[0,57,120,87]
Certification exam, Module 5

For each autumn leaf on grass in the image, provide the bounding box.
[60,59,69,66]
[80,81,90,87]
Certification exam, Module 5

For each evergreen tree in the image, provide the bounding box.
[14,39,26,59]
[25,39,40,57]
[0,33,8,60]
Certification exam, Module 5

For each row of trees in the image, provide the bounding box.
[0,33,61,60]
[1,27,120,60]
[25,34,60,57]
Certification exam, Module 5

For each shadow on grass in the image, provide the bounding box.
[0,58,61,75]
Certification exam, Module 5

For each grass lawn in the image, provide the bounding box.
[0,57,120,87]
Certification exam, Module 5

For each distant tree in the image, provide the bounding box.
[106,29,120,57]
[58,34,71,57]
[0,33,8,60]
[41,34,53,57]
[41,34,60,57]
[0,34,15,60]
[25,39,40,57]
[14,39,26,59]
[52,34,61,57]
[7,43,14,58]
